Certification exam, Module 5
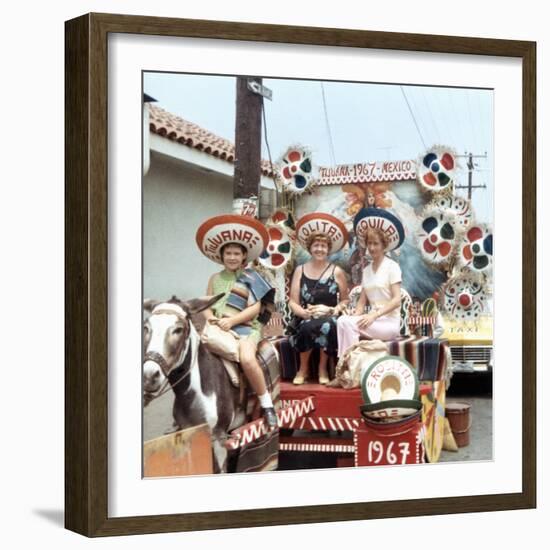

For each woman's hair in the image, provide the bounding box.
[305,232,332,253]
[365,227,390,250]
[220,242,247,259]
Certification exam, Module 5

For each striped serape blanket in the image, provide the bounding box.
[387,336,448,382]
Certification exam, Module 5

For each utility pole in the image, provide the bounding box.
[455,151,487,200]
[233,77,265,218]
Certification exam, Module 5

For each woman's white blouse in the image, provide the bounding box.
[361,256,402,320]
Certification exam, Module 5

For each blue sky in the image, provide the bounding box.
[144,72,493,222]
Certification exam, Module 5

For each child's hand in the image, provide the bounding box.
[216,318,234,331]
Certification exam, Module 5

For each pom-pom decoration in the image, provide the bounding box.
[258,225,293,270]
[428,195,473,230]
[442,272,487,321]
[417,146,457,193]
[266,208,296,234]
[417,208,457,265]
[277,146,315,194]
[458,224,493,274]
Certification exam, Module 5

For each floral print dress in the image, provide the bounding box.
[290,265,339,356]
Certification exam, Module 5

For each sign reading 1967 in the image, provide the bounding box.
[318,160,416,185]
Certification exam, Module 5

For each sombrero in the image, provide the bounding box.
[359,356,421,420]
[353,207,405,251]
[295,212,349,254]
[195,214,269,265]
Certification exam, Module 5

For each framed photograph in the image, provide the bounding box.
[65,12,536,536]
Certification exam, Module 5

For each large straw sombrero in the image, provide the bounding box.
[360,356,421,420]
[353,207,405,251]
[295,212,349,253]
[195,214,269,265]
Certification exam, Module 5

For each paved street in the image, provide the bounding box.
[439,371,493,462]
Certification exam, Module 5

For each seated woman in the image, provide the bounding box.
[289,213,349,385]
[196,214,277,428]
[337,207,405,356]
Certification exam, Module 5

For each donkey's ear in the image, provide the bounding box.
[143,298,160,313]
[185,293,225,315]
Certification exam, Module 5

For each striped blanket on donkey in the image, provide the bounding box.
[228,339,281,473]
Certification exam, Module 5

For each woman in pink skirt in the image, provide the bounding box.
[337,207,404,356]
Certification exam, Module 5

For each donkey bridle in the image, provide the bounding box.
[143,308,192,406]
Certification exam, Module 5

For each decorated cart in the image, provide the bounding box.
[144,142,492,474]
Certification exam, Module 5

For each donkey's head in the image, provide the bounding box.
[142,294,224,400]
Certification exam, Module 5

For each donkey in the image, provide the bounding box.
[143,294,250,473]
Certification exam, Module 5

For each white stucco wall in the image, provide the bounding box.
[143,150,233,301]
[144,134,278,301]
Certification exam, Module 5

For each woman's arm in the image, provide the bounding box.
[372,281,401,317]
[334,266,350,314]
[354,288,368,316]
[357,281,401,329]
[288,265,312,320]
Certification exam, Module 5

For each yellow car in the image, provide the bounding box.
[441,315,493,372]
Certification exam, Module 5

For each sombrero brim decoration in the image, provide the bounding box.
[195,214,269,265]
[417,206,458,266]
[353,207,405,251]
[296,212,349,254]
[258,224,293,270]
[417,145,458,193]
[457,223,493,274]
[442,271,487,321]
[361,356,420,405]
[360,399,423,420]
[360,356,420,419]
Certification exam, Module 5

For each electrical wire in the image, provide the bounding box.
[400,86,427,149]
[320,82,337,166]
[261,99,281,191]
[420,87,441,144]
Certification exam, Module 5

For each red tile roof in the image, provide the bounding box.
[148,104,274,177]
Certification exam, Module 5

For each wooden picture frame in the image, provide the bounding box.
[65,12,536,537]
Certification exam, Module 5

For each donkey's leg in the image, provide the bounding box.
[211,433,228,473]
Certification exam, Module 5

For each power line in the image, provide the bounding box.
[400,86,427,149]
[454,151,488,200]
[420,87,441,144]
[320,82,337,165]
[261,99,281,191]
[447,88,467,152]
[466,90,481,155]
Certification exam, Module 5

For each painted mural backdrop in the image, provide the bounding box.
[269,148,493,325]
[295,179,446,301]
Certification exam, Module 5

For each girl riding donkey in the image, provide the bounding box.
[196,214,278,429]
